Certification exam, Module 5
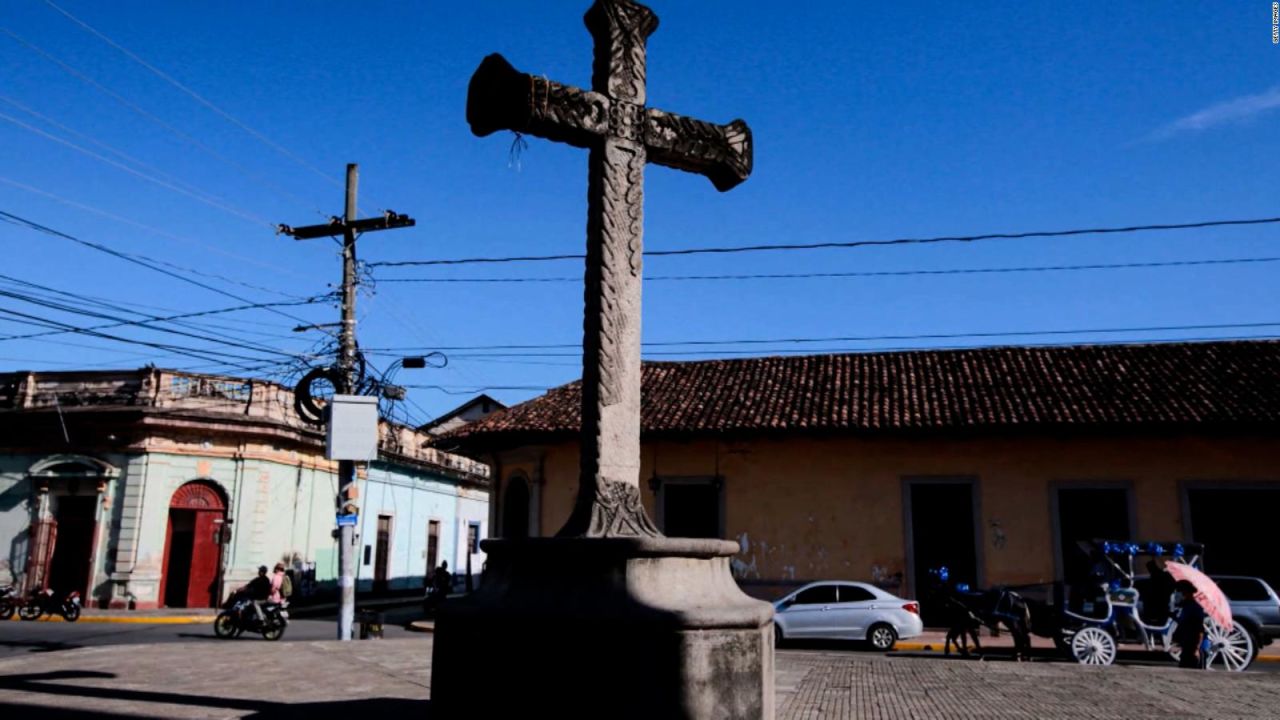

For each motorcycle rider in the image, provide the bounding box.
[240,565,273,625]
[269,563,288,605]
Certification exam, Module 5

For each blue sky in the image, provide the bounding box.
[1,1,1278,423]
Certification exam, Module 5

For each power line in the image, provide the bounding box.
[12,335,167,359]
[0,353,127,367]
[404,384,552,396]
[38,0,345,193]
[401,330,1280,395]
[403,395,435,426]
[0,93,271,222]
[0,287,310,360]
[0,175,313,293]
[366,320,1280,355]
[367,215,1280,268]
[0,288,324,344]
[0,209,320,328]
[0,274,314,346]
[394,334,1280,380]
[0,109,273,228]
[0,28,327,216]
[0,305,289,372]
[371,255,1280,284]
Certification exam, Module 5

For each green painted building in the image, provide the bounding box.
[0,368,489,609]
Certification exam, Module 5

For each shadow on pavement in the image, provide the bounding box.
[891,647,1048,662]
[0,670,430,718]
[884,646,1188,668]
[0,639,83,653]
[173,632,225,641]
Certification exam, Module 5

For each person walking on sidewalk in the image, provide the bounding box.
[1173,579,1207,669]
[426,561,452,614]
[433,561,453,598]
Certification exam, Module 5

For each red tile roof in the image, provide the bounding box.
[441,341,1280,447]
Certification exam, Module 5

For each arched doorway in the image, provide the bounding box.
[25,455,117,599]
[160,481,227,608]
[502,477,530,539]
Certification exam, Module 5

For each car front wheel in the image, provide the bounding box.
[868,623,897,651]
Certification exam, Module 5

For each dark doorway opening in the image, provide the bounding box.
[47,496,95,598]
[374,515,392,594]
[909,481,977,626]
[1188,487,1280,593]
[161,482,226,608]
[661,482,721,539]
[163,511,195,608]
[1057,487,1131,583]
[503,478,530,539]
[426,520,440,582]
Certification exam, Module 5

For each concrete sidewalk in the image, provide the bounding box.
[3,595,423,625]
[0,638,1277,719]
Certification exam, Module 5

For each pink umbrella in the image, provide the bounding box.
[1163,561,1233,628]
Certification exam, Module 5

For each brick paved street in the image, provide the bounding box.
[0,638,1277,718]
[0,638,431,719]
[778,650,1280,719]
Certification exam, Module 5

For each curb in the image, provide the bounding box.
[5,614,211,624]
[290,597,421,618]
[406,620,434,633]
[893,640,1280,663]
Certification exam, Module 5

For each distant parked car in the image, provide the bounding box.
[772,581,923,651]
[1211,576,1280,653]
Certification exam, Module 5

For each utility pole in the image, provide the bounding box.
[279,163,414,640]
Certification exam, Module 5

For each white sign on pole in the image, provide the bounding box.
[326,394,378,460]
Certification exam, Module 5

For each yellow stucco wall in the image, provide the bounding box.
[495,432,1279,596]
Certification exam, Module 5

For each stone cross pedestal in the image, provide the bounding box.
[431,3,773,717]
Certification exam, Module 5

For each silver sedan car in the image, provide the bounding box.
[773,580,923,651]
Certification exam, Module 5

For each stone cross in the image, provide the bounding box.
[467,0,753,538]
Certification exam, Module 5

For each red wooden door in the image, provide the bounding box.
[164,482,227,609]
[188,511,222,608]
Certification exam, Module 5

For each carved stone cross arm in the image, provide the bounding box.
[467,54,753,191]
[465,0,753,539]
[644,109,752,192]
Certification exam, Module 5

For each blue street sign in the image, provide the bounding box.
[336,513,358,527]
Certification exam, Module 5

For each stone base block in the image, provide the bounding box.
[430,536,774,719]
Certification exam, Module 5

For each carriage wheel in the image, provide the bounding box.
[1070,627,1116,666]
[1203,621,1254,672]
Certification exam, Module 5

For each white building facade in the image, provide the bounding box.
[0,368,488,609]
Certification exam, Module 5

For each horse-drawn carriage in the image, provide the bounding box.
[1019,540,1255,670]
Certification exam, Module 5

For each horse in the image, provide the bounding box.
[926,572,984,657]
[967,586,1033,661]
[928,568,1034,661]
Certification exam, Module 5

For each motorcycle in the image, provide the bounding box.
[18,588,81,622]
[0,585,16,620]
[213,590,288,641]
